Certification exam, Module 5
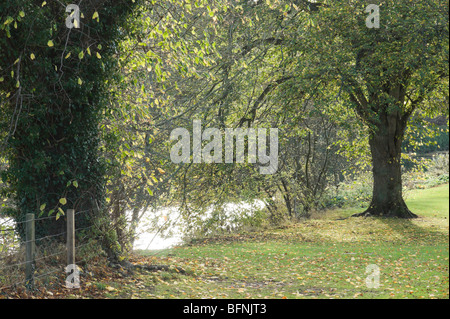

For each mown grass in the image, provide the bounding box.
[405,184,449,217]
[1,188,447,300]
[128,184,449,299]
[51,184,447,299]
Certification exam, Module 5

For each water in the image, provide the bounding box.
[0,217,19,254]
[132,206,184,251]
[132,200,266,251]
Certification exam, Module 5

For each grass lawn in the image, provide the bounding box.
[405,184,449,217]
[19,184,446,299]
[116,184,449,299]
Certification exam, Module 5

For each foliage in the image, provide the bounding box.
[403,120,449,155]
[99,0,224,252]
[0,0,140,254]
[403,153,450,190]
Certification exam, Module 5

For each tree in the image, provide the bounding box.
[0,0,139,250]
[302,1,449,218]
[175,0,449,219]
[96,0,226,251]
[114,0,358,225]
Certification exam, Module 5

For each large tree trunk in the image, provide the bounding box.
[353,111,418,219]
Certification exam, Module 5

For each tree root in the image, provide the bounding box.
[351,205,419,219]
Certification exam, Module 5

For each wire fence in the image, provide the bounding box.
[0,209,97,292]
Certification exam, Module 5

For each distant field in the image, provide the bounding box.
[405,184,449,217]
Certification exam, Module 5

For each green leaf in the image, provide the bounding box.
[59,198,67,205]
[57,207,65,219]
[3,16,14,25]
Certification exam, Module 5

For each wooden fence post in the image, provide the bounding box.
[25,213,35,288]
[67,209,75,267]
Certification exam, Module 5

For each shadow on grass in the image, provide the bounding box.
[375,215,448,244]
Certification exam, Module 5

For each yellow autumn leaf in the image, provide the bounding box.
[78,77,83,85]
[30,53,35,60]
[56,207,65,219]
[47,40,54,47]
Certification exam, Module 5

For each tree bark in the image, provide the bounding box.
[353,111,418,219]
